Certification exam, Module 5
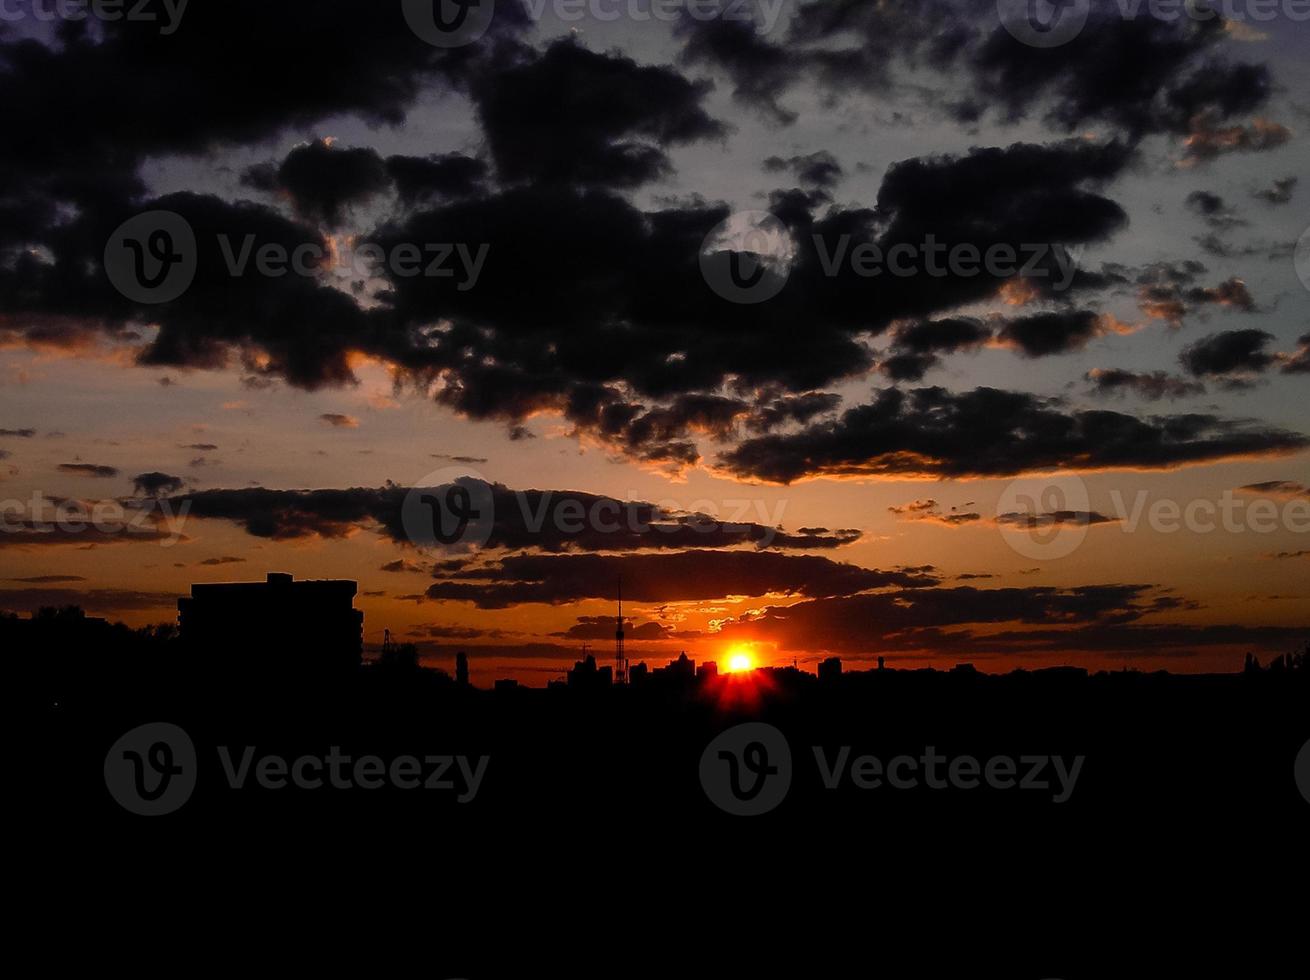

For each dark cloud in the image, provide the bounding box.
[57,463,118,478]
[1179,329,1277,379]
[381,559,427,574]
[550,617,673,642]
[719,386,1308,483]
[677,2,1277,149]
[995,310,1107,358]
[197,556,246,566]
[1085,369,1206,401]
[1281,334,1310,375]
[131,471,185,497]
[6,575,87,583]
[243,139,391,228]
[243,141,490,223]
[385,153,489,204]
[0,587,176,614]
[1185,190,1244,230]
[878,317,992,381]
[171,481,863,552]
[888,500,982,526]
[994,511,1118,529]
[1253,176,1297,205]
[425,551,940,609]
[677,5,803,124]
[318,414,359,428]
[1135,262,1256,325]
[714,582,1178,653]
[472,38,725,188]
[0,428,37,438]
[1237,481,1308,501]
[0,1,528,185]
[763,151,843,188]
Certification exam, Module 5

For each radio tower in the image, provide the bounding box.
[615,578,628,685]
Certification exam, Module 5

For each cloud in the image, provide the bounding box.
[425,551,940,608]
[711,584,1304,658]
[0,428,37,438]
[472,38,725,188]
[242,139,391,228]
[994,310,1113,358]
[1281,334,1310,375]
[57,463,119,478]
[1184,190,1244,229]
[1085,369,1206,401]
[381,559,427,574]
[888,499,982,526]
[878,317,992,381]
[243,140,490,224]
[1181,116,1291,162]
[1179,329,1277,380]
[0,588,177,614]
[132,472,185,497]
[550,617,674,641]
[719,386,1307,483]
[318,414,359,428]
[170,481,864,551]
[763,151,843,189]
[888,498,1116,530]
[1253,176,1297,205]
[1237,481,1309,501]
[6,575,87,583]
[197,556,246,566]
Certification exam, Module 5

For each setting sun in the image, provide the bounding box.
[727,650,755,673]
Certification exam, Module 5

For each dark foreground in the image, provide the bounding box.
[20,619,1310,975]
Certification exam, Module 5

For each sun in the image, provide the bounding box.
[726,649,755,673]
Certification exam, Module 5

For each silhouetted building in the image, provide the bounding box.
[456,652,469,686]
[818,657,842,681]
[178,572,363,673]
[568,653,613,691]
[628,662,649,686]
[654,651,695,681]
[877,656,886,671]
[697,661,718,680]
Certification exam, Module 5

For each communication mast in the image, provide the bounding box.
[615,578,628,685]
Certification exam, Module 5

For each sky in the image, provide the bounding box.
[1,0,1307,684]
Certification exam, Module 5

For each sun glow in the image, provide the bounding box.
[727,649,755,673]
